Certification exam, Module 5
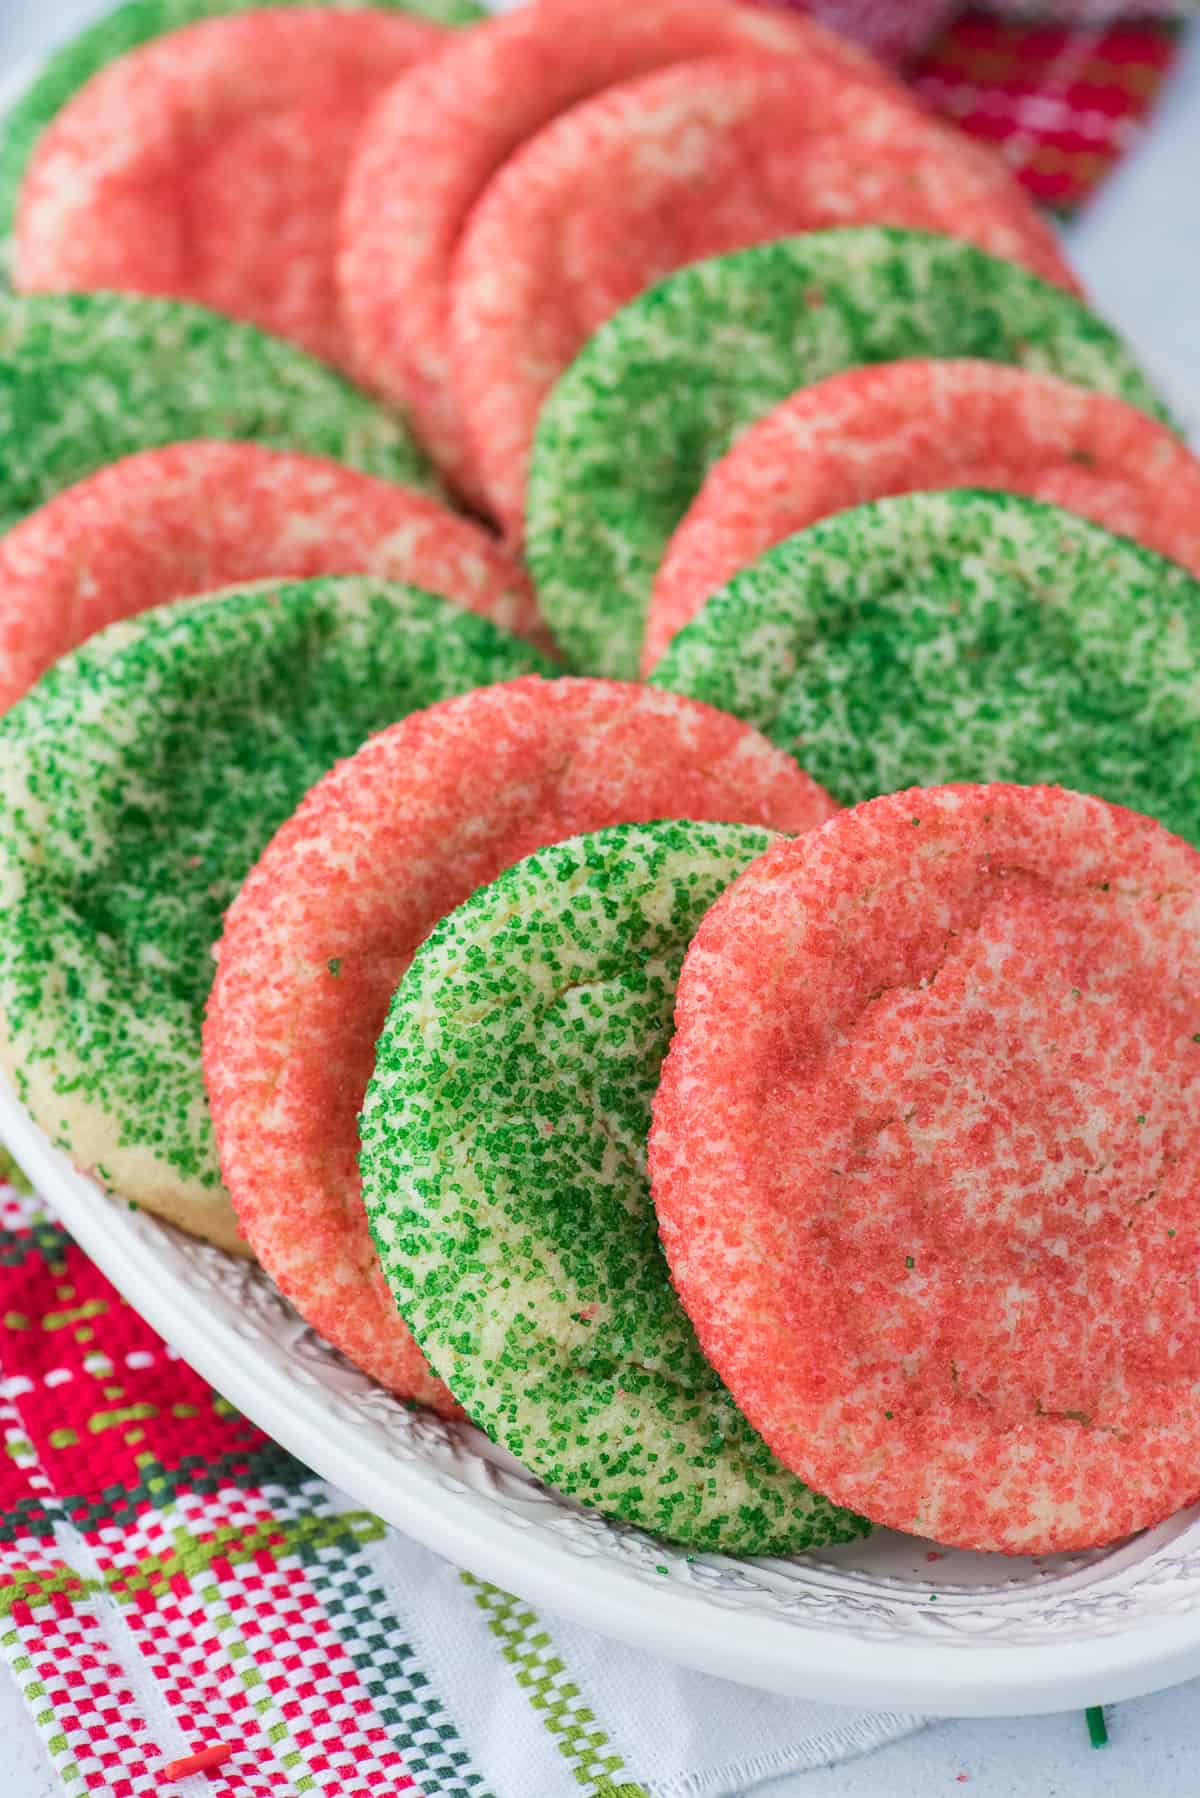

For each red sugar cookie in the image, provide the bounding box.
[337,0,903,505]
[13,9,448,368]
[643,361,1200,670]
[204,676,834,1411]
[452,60,1078,537]
[651,784,1200,1554]
[0,440,546,711]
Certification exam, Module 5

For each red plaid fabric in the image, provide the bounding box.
[0,1190,482,1796]
[912,10,1183,210]
[779,2,1187,211]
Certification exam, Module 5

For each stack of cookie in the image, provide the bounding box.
[1,0,1198,1562]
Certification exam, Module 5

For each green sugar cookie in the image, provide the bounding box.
[0,291,436,530]
[360,819,869,1554]
[0,0,484,263]
[526,228,1170,680]
[650,490,1200,841]
[0,576,552,1252]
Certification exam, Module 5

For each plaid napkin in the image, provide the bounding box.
[787,0,1187,211]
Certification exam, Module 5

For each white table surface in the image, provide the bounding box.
[2,7,1200,1795]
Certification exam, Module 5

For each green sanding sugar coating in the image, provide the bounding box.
[651,490,1200,842]
[360,819,869,1555]
[0,291,437,530]
[0,0,484,257]
[0,576,552,1207]
[526,228,1171,681]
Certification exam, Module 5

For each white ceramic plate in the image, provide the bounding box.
[6,27,1200,1725]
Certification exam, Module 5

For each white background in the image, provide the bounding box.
[2,5,1199,1794]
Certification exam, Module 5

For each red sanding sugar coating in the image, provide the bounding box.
[452,60,1078,538]
[0,440,546,712]
[644,360,1200,671]
[337,0,904,507]
[650,784,1200,1554]
[204,675,834,1411]
[13,8,448,368]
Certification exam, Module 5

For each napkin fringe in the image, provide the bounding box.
[646,1714,929,1797]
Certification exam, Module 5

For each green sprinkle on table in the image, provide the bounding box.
[1086,1705,1109,1748]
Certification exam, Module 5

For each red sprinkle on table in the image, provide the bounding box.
[159,1741,233,1782]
